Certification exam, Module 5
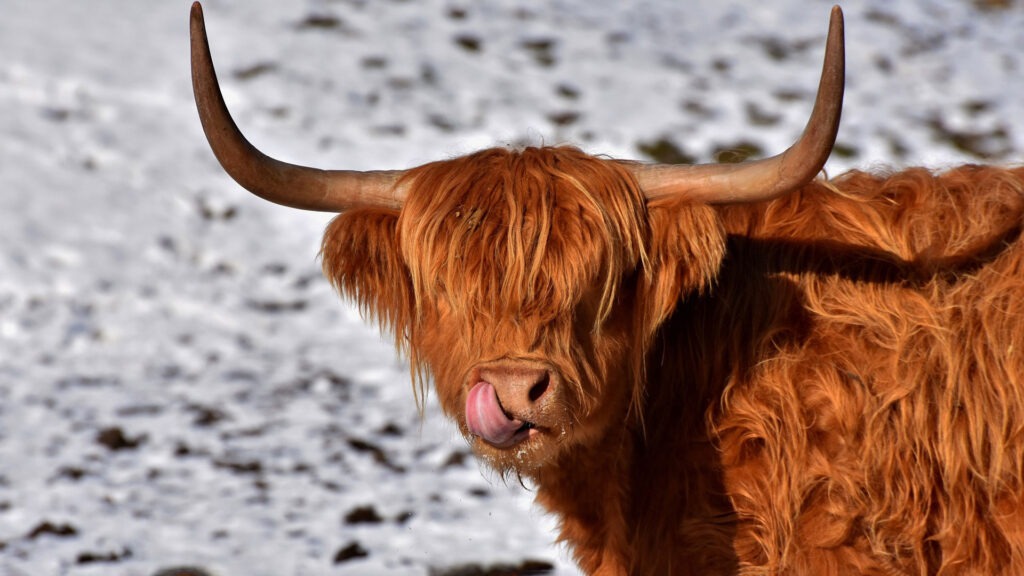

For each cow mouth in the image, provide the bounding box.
[465,381,539,448]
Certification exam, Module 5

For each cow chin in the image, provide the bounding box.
[469,424,569,476]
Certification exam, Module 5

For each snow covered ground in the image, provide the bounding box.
[1,1,1022,575]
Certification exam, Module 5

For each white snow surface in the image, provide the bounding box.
[1,1,1022,575]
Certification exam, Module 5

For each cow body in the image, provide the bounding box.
[324,152,1024,575]
[702,166,1024,575]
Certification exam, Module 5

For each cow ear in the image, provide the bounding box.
[640,199,726,332]
[321,208,414,344]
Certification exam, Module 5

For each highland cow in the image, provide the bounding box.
[190,3,1024,574]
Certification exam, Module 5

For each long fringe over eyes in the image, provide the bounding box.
[396,147,650,330]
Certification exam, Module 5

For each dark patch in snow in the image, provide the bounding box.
[547,111,580,127]
[521,39,558,67]
[246,298,309,313]
[926,115,1013,160]
[77,546,133,564]
[772,88,807,103]
[261,262,288,275]
[56,375,120,389]
[233,62,278,81]
[348,437,406,473]
[196,197,238,222]
[744,102,782,127]
[116,404,164,417]
[447,6,469,21]
[371,123,408,136]
[454,34,483,53]
[361,55,389,70]
[682,99,716,120]
[865,8,899,26]
[636,137,697,165]
[429,113,458,133]
[187,403,230,428]
[712,140,764,164]
[750,35,819,62]
[421,62,440,86]
[27,521,78,539]
[54,466,89,481]
[832,142,861,160]
[555,84,580,101]
[344,504,384,524]
[96,426,147,451]
[152,567,214,576]
[333,541,370,563]
[442,450,470,469]
[963,100,994,118]
[173,441,199,458]
[296,14,359,36]
[377,422,404,437]
[213,458,263,475]
[429,559,556,576]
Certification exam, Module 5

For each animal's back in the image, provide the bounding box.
[698,166,1024,574]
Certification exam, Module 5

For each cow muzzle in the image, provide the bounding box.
[465,363,558,449]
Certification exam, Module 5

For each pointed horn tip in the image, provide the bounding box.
[830,5,844,31]
[191,2,204,28]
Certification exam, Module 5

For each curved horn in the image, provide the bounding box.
[190,2,406,212]
[631,5,845,205]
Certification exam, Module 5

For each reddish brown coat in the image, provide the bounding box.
[323,147,1024,575]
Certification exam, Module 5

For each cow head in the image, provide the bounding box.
[189,2,844,475]
[319,146,733,473]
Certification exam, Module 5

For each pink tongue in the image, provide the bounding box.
[466,381,523,447]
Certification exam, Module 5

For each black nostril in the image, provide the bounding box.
[528,372,550,403]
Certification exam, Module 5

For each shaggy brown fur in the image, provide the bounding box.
[321,146,1024,575]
